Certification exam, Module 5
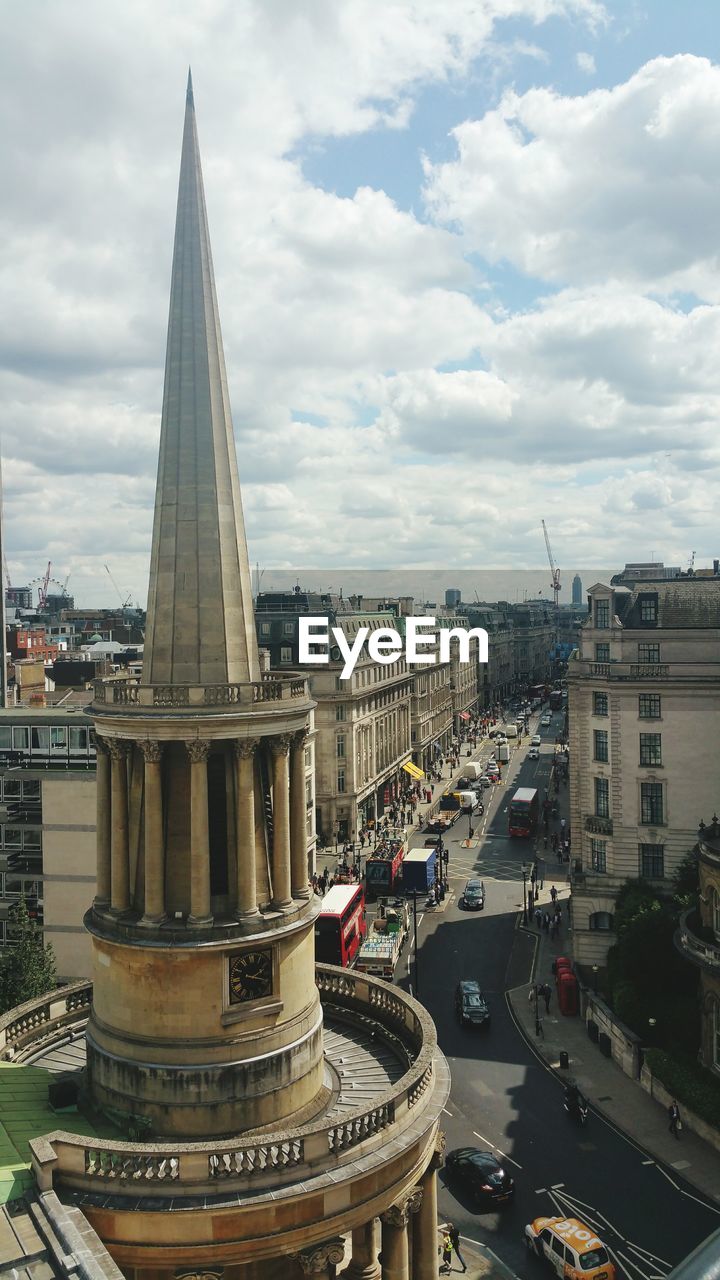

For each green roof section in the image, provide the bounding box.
[0,1062,117,1203]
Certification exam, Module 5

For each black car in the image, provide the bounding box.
[461,878,485,911]
[455,980,491,1028]
[446,1148,515,1206]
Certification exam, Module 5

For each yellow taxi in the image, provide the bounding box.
[524,1216,616,1280]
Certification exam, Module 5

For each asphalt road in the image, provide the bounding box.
[397,713,720,1280]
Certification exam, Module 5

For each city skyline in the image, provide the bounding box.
[1,3,719,609]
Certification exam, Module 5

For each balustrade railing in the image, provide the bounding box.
[675,908,720,971]
[585,815,613,836]
[93,675,309,709]
[23,966,438,1199]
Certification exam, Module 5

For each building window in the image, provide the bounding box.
[639,596,658,623]
[590,840,607,873]
[12,727,29,751]
[594,777,609,819]
[335,704,346,721]
[50,727,66,748]
[69,727,88,751]
[639,843,664,879]
[639,694,661,719]
[280,646,292,663]
[589,912,614,931]
[639,733,662,766]
[595,643,610,662]
[594,599,610,629]
[336,735,345,759]
[260,622,270,636]
[593,730,609,763]
[637,644,660,663]
[0,728,11,750]
[640,782,664,825]
[593,692,608,716]
[337,769,346,794]
[31,727,50,751]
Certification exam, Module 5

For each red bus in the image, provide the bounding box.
[364,829,406,899]
[314,884,367,968]
[509,787,539,838]
[549,689,563,711]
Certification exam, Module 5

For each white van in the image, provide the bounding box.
[497,743,510,762]
[463,762,484,780]
[454,791,478,810]
[503,723,518,739]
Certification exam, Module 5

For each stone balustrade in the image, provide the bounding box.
[0,981,91,1057]
[571,659,719,682]
[674,907,720,972]
[92,674,309,711]
[20,966,439,1201]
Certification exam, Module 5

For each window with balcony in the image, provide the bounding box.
[594,777,610,819]
[593,730,609,763]
[639,733,662,766]
[280,646,292,663]
[639,844,664,879]
[639,596,658,623]
[590,839,607,872]
[640,782,664,825]
[593,692,608,716]
[595,643,610,662]
[639,694,661,719]
[3,780,21,800]
[50,727,66,748]
[594,599,610,629]
[637,644,660,663]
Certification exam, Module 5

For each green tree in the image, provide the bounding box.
[672,851,699,903]
[0,896,57,1014]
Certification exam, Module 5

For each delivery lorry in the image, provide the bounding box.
[401,847,437,894]
[497,743,510,762]
[463,761,484,780]
[356,900,409,979]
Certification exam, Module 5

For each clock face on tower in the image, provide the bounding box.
[229,950,273,1004]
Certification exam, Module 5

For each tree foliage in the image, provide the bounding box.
[0,897,57,1015]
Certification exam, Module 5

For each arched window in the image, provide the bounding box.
[589,911,614,931]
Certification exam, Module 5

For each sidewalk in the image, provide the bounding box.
[507,887,720,1207]
[437,1221,517,1280]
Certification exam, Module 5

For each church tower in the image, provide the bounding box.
[86,72,322,1138]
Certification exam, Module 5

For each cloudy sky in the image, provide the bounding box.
[1,0,718,608]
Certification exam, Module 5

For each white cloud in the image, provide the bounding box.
[576,51,596,75]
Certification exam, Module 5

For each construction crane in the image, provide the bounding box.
[542,521,561,609]
[105,564,133,609]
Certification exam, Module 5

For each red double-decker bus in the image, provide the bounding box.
[364,829,406,899]
[314,884,367,968]
[509,787,539,837]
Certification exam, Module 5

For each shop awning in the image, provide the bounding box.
[402,761,425,780]
[459,711,471,721]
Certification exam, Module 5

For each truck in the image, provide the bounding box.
[463,761,484,780]
[497,742,510,763]
[401,847,437,894]
[356,900,410,979]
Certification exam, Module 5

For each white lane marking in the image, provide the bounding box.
[642,1159,655,1165]
[626,1241,672,1268]
[470,1131,522,1169]
[614,1246,659,1280]
[534,1187,547,1194]
[653,1164,680,1191]
[550,1182,565,1189]
[442,1107,453,1116]
[494,1148,523,1171]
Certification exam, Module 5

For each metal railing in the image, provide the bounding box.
[14,967,438,1200]
[585,815,613,836]
[675,908,720,971]
[93,674,309,710]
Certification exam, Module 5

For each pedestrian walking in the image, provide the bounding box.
[550,885,557,905]
[448,1224,466,1273]
[534,907,542,929]
[542,983,551,1014]
[668,1100,682,1139]
[543,912,550,932]
[440,1232,453,1273]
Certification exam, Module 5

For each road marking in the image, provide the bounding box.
[670,1160,690,1170]
[626,1242,672,1268]
[642,1159,655,1166]
[534,1187,547,1194]
[550,1182,564,1189]
[653,1164,680,1190]
[494,1148,523,1170]
[442,1107,453,1116]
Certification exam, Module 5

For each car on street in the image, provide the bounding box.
[528,747,540,760]
[494,732,507,743]
[461,878,485,910]
[445,1148,515,1207]
[476,776,493,789]
[455,979,491,1028]
[541,714,552,727]
[524,1216,615,1280]
[531,734,542,746]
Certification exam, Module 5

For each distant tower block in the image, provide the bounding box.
[445,587,461,608]
[572,574,583,606]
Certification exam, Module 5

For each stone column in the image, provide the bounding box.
[271,735,293,910]
[108,739,130,914]
[293,1238,346,1280]
[186,739,212,926]
[140,740,165,924]
[413,1167,440,1280]
[94,737,111,909]
[234,739,258,916]
[345,1219,381,1280]
[380,1192,421,1280]
[290,729,310,899]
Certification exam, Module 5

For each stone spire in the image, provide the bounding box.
[143,70,260,686]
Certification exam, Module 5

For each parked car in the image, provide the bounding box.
[531,735,542,746]
[461,878,485,910]
[524,1217,615,1280]
[446,1148,515,1207]
[455,980,491,1028]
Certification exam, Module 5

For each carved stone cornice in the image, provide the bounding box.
[271,734,292,758]
[140,740,164,764]
[107,739,130,762]
[292,1238,345,1275]
[185,739,210,764]
[381,1188,423,1228]
[429,1129,446,1171]
[233,739,258,761]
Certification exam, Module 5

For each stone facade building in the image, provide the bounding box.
[675,817,720,1076]
[568,571,720,970]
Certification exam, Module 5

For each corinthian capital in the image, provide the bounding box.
[381,1188,422,1228]
[140,739,163,764]
[271,734,292,758]
[233,739,258,761]
[185,739,210,764]
[292,1239,345,1275]
[107,739,130,762]
[93,733,109,756]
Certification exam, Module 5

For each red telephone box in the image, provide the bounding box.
[557,971,578,1016]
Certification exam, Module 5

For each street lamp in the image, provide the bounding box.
[412,889,420,998]
[521,863,528,925]
[591,964,598,995]
[648,1016,656,1045]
